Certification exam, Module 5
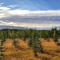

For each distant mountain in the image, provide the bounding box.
[0,25,29,30]
[0,25,59,30]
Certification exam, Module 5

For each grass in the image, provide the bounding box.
[0,38,60,60]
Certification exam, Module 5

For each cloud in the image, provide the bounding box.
[15,22,60,28]
[0,3,60,18]
[9,9,30,16]
[0,6,10,10]
[0,5,11,18]
[9,9,60,16]
[0,4,60,29]
[0,20,60,29]
[0,20,17,26]
[0,4,60,18]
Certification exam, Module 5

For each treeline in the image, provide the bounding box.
[0,28,60,41]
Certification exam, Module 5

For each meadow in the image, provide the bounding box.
[0,28,60,60]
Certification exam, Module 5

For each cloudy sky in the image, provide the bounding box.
[0,0,60,29]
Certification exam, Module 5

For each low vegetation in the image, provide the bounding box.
[0,27,60,60]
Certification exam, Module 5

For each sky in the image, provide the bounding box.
[0,0,60,29]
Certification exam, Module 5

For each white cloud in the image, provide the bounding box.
[0,5,60,18]
[9,10,60,16]
[0,6,11,18]
[9,9,30,16]
[14,22,60,28]
[0,2,60,18]
[0,20,60,29]
[0,6,10,10]
[0,20,17,26]
[0,5,60,28]
[0,20,59,28]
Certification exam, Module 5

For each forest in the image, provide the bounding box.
[0,27,60,41]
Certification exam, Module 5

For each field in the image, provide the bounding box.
[0,28,60,60]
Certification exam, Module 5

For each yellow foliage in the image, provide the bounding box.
[2,38,60,60]
[50,56,60,60]
[3,39,16,55]
[40,38,58,52]
[3,39,14,48]
[15,39,29,49]
[3,39,42,60]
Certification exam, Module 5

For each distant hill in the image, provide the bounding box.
[0,25,29,30]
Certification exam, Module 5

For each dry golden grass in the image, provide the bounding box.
[36,52,53,60]
[40,38,58,53]
[1,38,60,60]
[2,39,41,60]
[15,39,29,49]
[56,46,60,52]
[3,39,14,48]
[3,39,16,55]
[50,56,60,60]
